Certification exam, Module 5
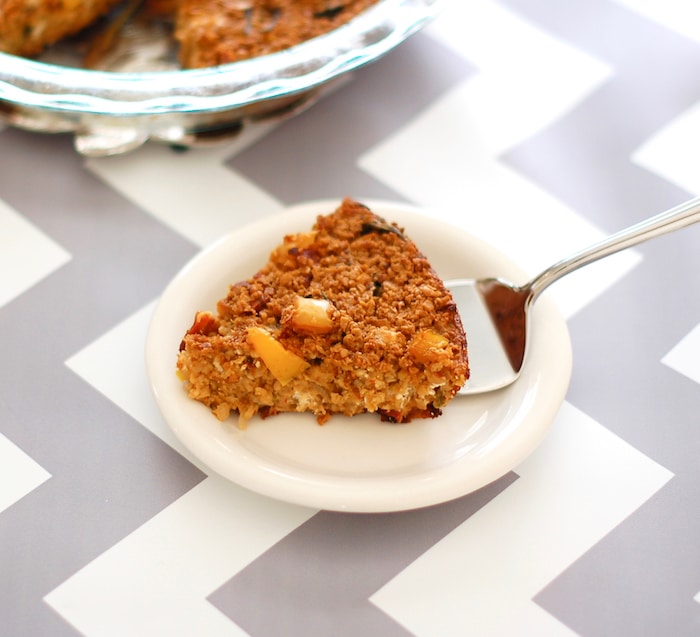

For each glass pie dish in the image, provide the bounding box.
[0,0,443,156]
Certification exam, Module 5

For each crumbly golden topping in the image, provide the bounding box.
[177,198,469,427]
[1,0,380,68]
[0,0,122,56]
[175,0,381,68]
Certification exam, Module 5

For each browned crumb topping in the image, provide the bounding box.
[174,0,381,68]
[0,0,380,68]
[177,198,469,427]
[0,0,123,57]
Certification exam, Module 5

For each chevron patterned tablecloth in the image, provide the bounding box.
[2,1,700,635]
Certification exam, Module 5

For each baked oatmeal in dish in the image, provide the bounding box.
[174,0,381,68]
[0,0,123,56]
[177,198,469,427]
[0,0,381,67]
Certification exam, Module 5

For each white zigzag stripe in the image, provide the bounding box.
[612,0,700,44]
[49,305,316,636]
[0,197,63,514]
[632,99,700,196]
[662,322,700,385]
[0,432,51,514]
[0,198,71,308]
[423,0,612,154]
[370,401,673,637]
[359,0,640,320]
[633,83,700,392]
[86,123,284,249]
[45,475,314,637]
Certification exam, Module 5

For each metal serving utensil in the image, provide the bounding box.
[448,196,700,395]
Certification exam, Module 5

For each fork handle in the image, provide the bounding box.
[527,196,700,300]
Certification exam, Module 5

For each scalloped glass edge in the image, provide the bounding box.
[0,0,443,116]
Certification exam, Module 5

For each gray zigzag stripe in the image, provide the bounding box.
[229,33,477,203]
[503,0,700,226]
[0,129,204,636]
[209,475,517,637]
[538,249,700,636]
[501,0,700,634]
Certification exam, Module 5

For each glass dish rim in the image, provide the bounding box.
[0,0,443,117]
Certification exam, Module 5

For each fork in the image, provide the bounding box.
[448,196,700,394]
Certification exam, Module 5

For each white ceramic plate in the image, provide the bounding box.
[146,200,572,512]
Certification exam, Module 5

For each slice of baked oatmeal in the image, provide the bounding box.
[177,198,469,427]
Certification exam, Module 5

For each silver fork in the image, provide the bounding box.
[448,196,700,395]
